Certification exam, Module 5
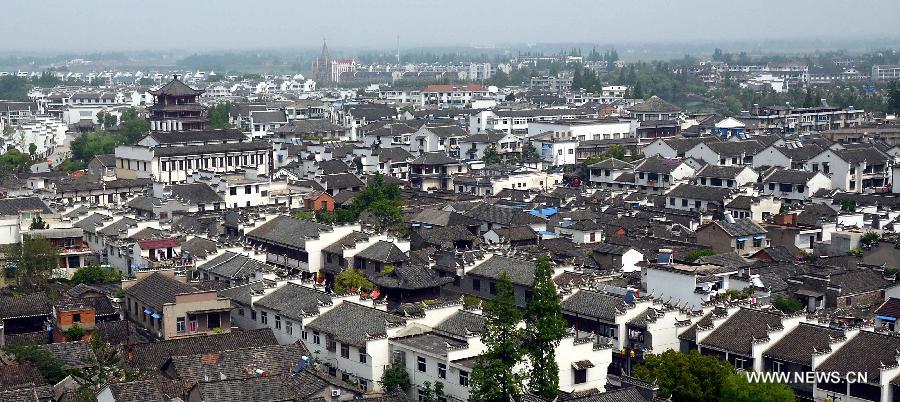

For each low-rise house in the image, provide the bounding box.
[122,271,233,340]
[805,147,892,193]
[409,152,468,191]
[643,258,741,308]
[665,184,733,213]
[696,218,769,255]
[725,195,782,222]
[588,158,634,188]
[632,156,695,194]
[694,165,758,188]
[244,215,360,275]
[761,169,832,202]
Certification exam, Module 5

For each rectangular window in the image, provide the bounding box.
[359,347,367,363]
[302,331,308,340]
[286,320,292,335]
[72,313,81,322]
[275,315,281,329]
[753,238,762,248]
[473,278,481,291]
[261,311,268,324]
[460,370,469,386]
[438,363,447,379]
[574,368,587,384]
[176,317,186,333]
[313,331,320,344]
[341,343,350,359]
[417,356,427,372]
[489,282,497,295]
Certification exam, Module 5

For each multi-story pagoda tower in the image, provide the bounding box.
[148,75,207,131]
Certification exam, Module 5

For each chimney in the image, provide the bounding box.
[657,248,673,265]
[774,213,796,226]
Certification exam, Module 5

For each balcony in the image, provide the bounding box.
[266,253,308,271]
[148,259,193,270]
[58,244,92,255]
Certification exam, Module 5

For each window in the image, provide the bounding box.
[359,347,367,363]
[734,357,747,370]
[438,363,447,379]
[772,361,784,373]
[245,185,252,194]
[473,278,481,291]
[459,370,469,386]
[313,331,320,344]
[275,315,281,329]
[238,308,244,316]
[768,183,775,190]
[261,311,268,324]
[489,282,497,295]
[753,237,762,248]
[286,320,292,335]
[341,343,350,358]
[251,310,256,320]
[302,331,308,340]
[573,368,587,384]
[176,317,186,333]
[736,240,746,250]
[359,379,368,391]
[230,187,237,195]
[417,356,427,372]
[72,313,81,323]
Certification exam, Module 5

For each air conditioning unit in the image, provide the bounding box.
[331,389,341,397]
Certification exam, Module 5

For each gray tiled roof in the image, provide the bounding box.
[127,328,279,369]
[817,330,900,382]
[627,96,681,113]
[696,164,750,179]
[707,218,767,237]
[197,251,273,280]
[763,323,843,366]
[245,215,328,249]
[304,302,405,347]
[433,310,485,338]
[171,183,224,204]
[560,289,624,322]
[152,141,269,157]
[0,197,51,216]
[763,169,818,184]
[105,380,168,402]
[589,158,633,170]
[411,152,458,165]
[699,308,783,356]
[633,156,684,174]
[355,241,409,264]
[0,293,52,320]
[253,282,332,320]
[667,184,733,202]
[147,128,245,145]
[167,344,306,384]
[392,332,467,356]
[42,341,96,369]
[468,255,537,286]
[124,272,199,312]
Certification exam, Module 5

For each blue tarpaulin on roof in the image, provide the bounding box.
[877,315,897,322]
[754,235,766,239]
[737,237,749,241]
[151,313,161,319]
[530,207,558,217]
[143,309,152,315]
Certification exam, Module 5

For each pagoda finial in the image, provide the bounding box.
[173,74,179,80]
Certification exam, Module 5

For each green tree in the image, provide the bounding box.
[28,143,37,158]
[65,324,87,341]
[522,143,539,161]
[208,103,233,129]
[601,144,627,161]
[470,273,523,402]
[683,249,715,262]
[71,336,147,401]
[887,80,900,114]
[4,234,60,292]
[379,364,411,393]
[30,215,48,229]
[772,295,803,314]
[332,269,374,293]
[5,345,69,384]
[840,199,857,212]
[720,372,795,402]
[524,255,568,400]
[69,130,119,164]
[482,145,501,164]
[71,265,123,285]
[632,350,735,402]
[347,173,404,231]
[119,107,149,144]
[0,75,29,100]
[861,232,880,248]
[0,149,33,173]
[421,381,445,402]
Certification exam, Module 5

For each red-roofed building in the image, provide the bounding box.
[132,237,189,271]
[421,84,491,108]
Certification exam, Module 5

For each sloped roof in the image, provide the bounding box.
[699,308,783,355]
[355,241,409,264]
[632,156,684,174]
[124,272,199,312]
[197,251,273,280]
[763,323,844,366]
[127,328,279,369]
[627,96,681,113]
[245,215,328,249]
[817,330,900,382]
[468,255,536,286]
[304,302,406,347]
[560,289,625,322]
[149,76,203,96]
[254,282,332,320]
[411,152,458,165]
[0,197,51,216]
[705,218,767,237]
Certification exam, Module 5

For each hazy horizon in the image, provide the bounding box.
[4,0,900,53]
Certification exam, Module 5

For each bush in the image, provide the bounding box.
[333,269,374,293]
[848,247,864,257]
[683,249,715,262]
[5,345,68,384]
[71,265,122,285]
[64,324,87,341]
[772,295,803,314]
[861,232,880,248]
[463,295,482,308]
[380,364,411,393]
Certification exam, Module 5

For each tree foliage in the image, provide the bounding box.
[683,249,715,262]
[119,107,150,145]
[71,265,123,285]
[330,173,404,231]
[65,324,88,341]
[772,295,803,314]
[888,80,900,115]
[5,344,69,384]
[71,336,148,401]
[208,103,233,129]
[4,234,60,292]
[0,149,33,173]
[524,255,567,400]
[482,145,501,164]
[720,372,796,402]
[379,364,411,393]
[470,273,523,402]
[420,381,445,402]
[0,75,29,100]
[332,269,374,293]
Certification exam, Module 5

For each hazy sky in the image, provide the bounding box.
[4,0,900,52]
